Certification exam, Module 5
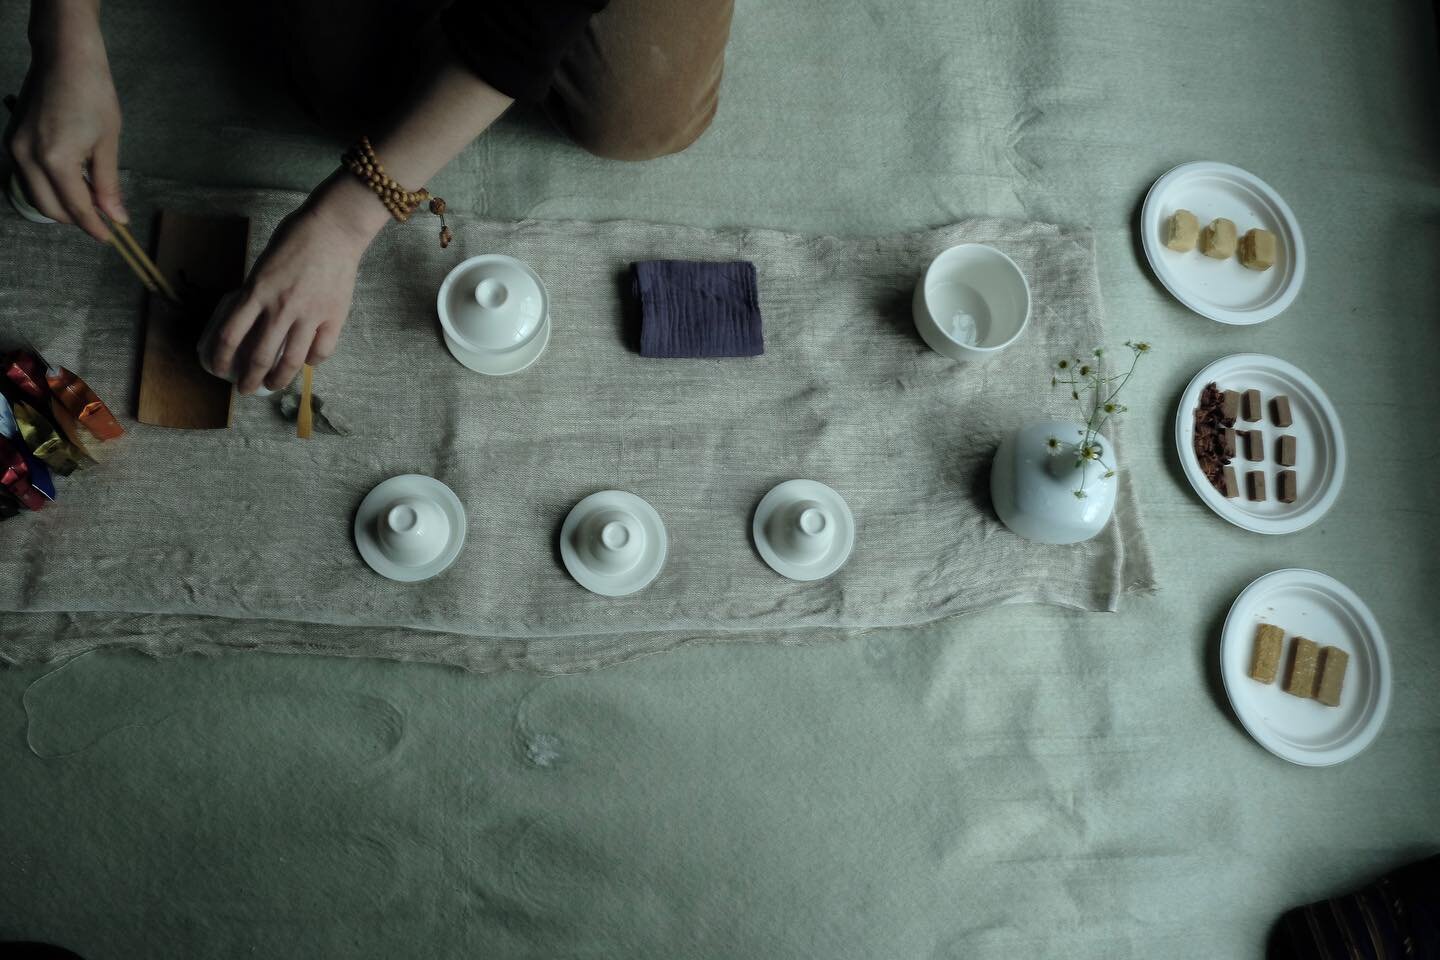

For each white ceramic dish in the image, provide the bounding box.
[1175,354,1345,535]
[437,254,551,376]
[560,490,667,597]
[1220,569,1390,766]
[912,243,1030,361]
[752,479,855,581]
[1141,161,1305,325]
[354,474,467,583]
[8,173,57,225]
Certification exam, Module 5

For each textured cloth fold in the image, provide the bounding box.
[0,177,1154,670]
[632,260,763,358]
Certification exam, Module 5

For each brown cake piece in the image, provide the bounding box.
[1244,429,1264,461]
[1284,637,1320,697]
[1278,470,1297,503]
[1314,646,1349,707]
[1242,389,1262,422]
[1271,395,1293,427]
[1250,624,1285,683]
[1277,435,1296,466]
[1222,465,1239,498]
[1221,390,1241,421]
[1223,428,1238,458]
[1247,470,1266,501]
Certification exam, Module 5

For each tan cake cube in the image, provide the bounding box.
[1284,636,1320,698]
[1314,646,1349,707]
[1200,218,1238,259]
[1249,624,1284,684]
[1166,209,1200,252]
[1239,228,1277,271]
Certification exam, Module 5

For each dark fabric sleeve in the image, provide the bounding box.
[442,0,610,103]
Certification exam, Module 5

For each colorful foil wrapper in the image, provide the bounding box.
[46,365,124,441]
[2,348,49,404]
[9,397,85,476]
[0,434,53,510]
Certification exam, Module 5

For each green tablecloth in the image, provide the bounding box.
[2,0,1438,956]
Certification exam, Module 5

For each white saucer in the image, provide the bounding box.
[752,479,855,581]
[1140,161,1305,325]
[442,318,550,376]
[1220,569,1390,766]
[1175,354,1345,535]
[560,490,667,597]
[354,474,467,582]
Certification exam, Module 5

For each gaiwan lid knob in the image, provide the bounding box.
[439,254,547,352]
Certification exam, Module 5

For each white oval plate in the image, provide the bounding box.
[1175,354,1345,535]
[1141,161,1305,325]
[1220,569,1390,766]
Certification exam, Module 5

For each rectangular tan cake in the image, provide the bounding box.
[1314,646,1349,707]
[1222,465,1239,498]
[1242,389,1262,422]
[1271,395,1293,427]
[1200,218,1238,259]
[1239,228,1277,271]
[1166,209,1200,252]
[1247,470,1266,501]
[1277,434,1297,466]
[1250,624,1284,683]
[1284,637,1320,697]
[1244,429,1264,461]
[1278,470,1297,503]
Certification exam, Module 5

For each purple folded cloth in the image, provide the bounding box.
[631,260,763,358]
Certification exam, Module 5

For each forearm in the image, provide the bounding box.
[315,46,514,246]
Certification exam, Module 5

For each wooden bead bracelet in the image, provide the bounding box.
[342,136,452,248]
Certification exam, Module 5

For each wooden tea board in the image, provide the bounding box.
[136,211,249,429]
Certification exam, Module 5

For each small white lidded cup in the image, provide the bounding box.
[354,475,467,582]
[912,243,1031,361]
[560,491,668,597]
[752,480,855,582]
[437,254,551,376]
[376,496,448,567]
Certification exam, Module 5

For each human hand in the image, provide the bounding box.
[206,172,387,394]
[5,0,125,240]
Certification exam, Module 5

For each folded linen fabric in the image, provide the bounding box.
[0,176,1154,672]
[632,259,763,358]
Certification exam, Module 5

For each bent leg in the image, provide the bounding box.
[546,0,736,161]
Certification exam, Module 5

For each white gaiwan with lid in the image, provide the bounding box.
[752,479,855,581]
[560,490,668,597]
[437,254,551,376]
[354,474,467,582]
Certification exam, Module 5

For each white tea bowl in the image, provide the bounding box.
[912,243,1030,361]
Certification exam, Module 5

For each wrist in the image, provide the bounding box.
[309,169,392,256]
[29,0,104,63]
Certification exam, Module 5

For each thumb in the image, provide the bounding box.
[89,134,128,224]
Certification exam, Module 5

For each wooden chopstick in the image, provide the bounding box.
[101,213,182,304]
[105,231,159,295]
[297,364,314,439]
